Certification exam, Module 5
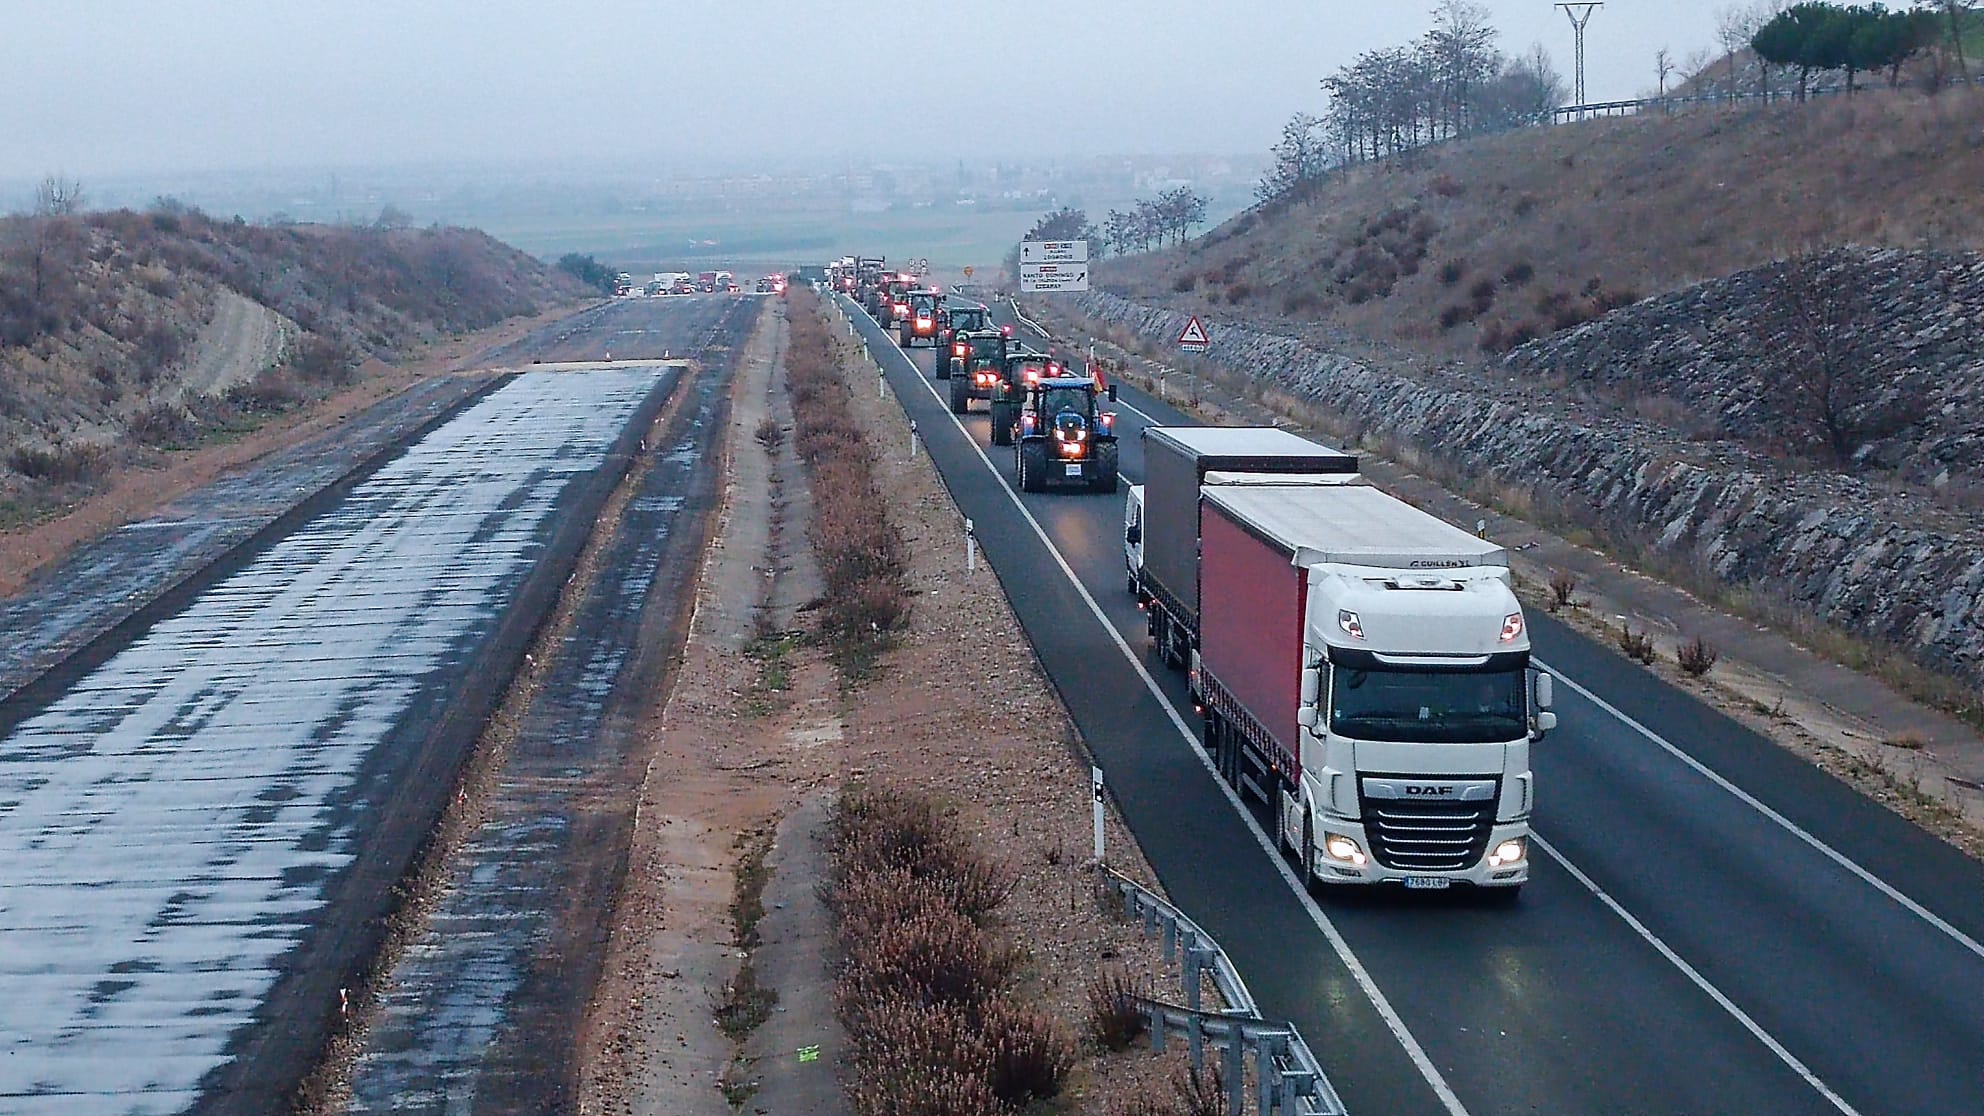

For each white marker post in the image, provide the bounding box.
[965,518,977,572]
[909,419,919,459]
[1091,766,1106,862]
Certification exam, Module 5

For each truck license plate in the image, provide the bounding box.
[1065,464,1083,476]
[1403,876,1451,890]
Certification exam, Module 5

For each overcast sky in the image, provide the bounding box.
[0,1,1733,179]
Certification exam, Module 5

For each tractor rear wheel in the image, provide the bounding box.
[1019,441,1047,492]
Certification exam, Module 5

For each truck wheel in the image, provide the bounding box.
[1019,442,1048,492]
[1092,443,1119,494]
[1300,807,1318,894]
[949,374,970,415]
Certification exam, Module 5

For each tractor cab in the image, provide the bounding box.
[901,289,943,346]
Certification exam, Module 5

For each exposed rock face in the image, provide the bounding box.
[1071,278,1984,686]
[1504,247,1984,488]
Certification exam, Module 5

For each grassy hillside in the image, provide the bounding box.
[1103,91,1984,359]
[0,208,585,525]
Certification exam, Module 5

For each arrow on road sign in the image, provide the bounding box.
[1177,316,1210,351]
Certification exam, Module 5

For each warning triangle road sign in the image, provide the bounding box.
[1176,316,1210,351]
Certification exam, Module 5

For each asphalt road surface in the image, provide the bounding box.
[845,292,1984,1116]
[344,295,753,1113]
[0,295,749,1115]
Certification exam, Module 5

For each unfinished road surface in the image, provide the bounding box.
[0,295,753,1115]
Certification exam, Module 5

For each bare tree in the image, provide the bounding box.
[1257,112,1330,202]
[1945,0,1972,85]
[33,174,85,217]
[1763,254,1926,468]
[1655,47,1675,95]
[1715,4,1750,101]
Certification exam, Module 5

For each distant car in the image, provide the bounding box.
[672,277,698,295]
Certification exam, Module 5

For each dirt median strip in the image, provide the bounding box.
[584,290,1210,1115]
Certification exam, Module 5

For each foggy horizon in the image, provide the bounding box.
[4,1,1735,184]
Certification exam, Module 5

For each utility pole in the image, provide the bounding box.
[1558,2,1603,117]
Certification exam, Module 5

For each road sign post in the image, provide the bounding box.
[1019,240,1090,293]
[1092,766,1106,861]
[1176,316,1210,353]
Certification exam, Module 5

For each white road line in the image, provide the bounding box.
[1537,659,1984,964]
[1531,834,1862,1114]
[843,295,1473,1116]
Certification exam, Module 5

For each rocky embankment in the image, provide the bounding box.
[1071,264,1984,689]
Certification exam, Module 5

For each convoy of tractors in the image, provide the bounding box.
[828,251,1555,895]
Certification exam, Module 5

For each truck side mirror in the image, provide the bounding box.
[1297,706,1318,729]
[1125,524,1141,545]
[1300,667,1322,706]
[1107,384,1119,401]
[1535,673,1554,709]
[948,357,963,377]
[1535,711,1558,734]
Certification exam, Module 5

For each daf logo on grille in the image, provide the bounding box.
[1363,778,1497,802]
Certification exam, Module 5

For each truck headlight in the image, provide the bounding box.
[1323,833,1366,866]
[1487,838,1527,867]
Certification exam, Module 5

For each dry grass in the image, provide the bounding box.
[1105,90,1984,359]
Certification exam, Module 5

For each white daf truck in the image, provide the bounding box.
[1195,475,1555,894]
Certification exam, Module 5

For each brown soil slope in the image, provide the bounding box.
[1105,91,1984,359]
[0,208,585,523]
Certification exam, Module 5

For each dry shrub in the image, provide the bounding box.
[784,291,910,670]
[1503,260,1536,287]
[8,441,108,484]
[1438,258,1467,286]
[128,402,197,448]
[1617,623,1658,664]
[1431,172,1465,197]
[1085,967,1149,1051]
[1171,273,1197,293]
[980,995,1076,1105]
[827,783,1049,1115]
[848,1061,1001,1116]
[1225,280,1254,302]
[1172,1064,1231,1116]
[843,994,988,1080]
[1677,635,1719,676]
[1437,303,1470,330]
[1548,569,1577,610]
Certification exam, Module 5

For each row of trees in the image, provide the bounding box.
[1013,186,1210,263]
[1752,3,1951,96]
[1258,1,1566,201]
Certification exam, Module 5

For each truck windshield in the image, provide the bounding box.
[951,310,987,330]
[1329,665,1525,744]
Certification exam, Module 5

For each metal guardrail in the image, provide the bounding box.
[1549,83,1851,122]
[1100,866,1348,1116]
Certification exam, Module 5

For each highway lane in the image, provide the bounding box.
[344,296,753,1112]
[849,292,1984,1115]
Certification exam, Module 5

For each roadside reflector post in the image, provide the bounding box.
[965,518,977,572]
[879,367,887,398]
[908,419,919,459]
[1091,766,1106,862]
